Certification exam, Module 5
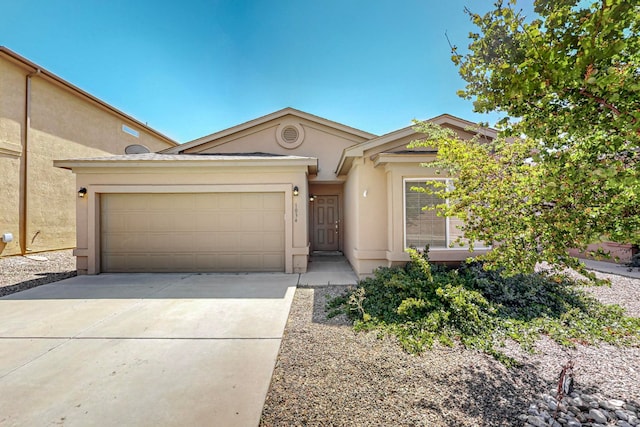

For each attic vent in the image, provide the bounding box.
[282,126,299,143]
[276,122,305,149]
[124,144,150,154]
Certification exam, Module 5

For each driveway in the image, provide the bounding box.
[0,273,297,426]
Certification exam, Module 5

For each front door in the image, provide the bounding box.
[312,195,339,251]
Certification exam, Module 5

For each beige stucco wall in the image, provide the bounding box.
[0,54,176,257]
[186,116,364,183]
[69,165,310,274]
[343,152,489,278]
[0,59,26,255]
[342,158,391,276]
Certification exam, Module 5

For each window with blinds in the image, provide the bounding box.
[404,180,447,248]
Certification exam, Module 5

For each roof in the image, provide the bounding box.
[54,152,318,173]
[0,46,178,147]
[335,113,497,175]
[163,107,377,154]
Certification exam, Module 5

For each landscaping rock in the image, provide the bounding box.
[518,387,640,427]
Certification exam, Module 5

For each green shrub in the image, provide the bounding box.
[328,250,640,365]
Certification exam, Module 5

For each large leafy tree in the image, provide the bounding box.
[414,0,639,275]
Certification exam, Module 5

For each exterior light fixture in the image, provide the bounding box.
[293,186,299,196]
[309,194,315,202]
[78,187,87,198]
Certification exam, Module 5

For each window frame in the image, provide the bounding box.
[403,177,484,250]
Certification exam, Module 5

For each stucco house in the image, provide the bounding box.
[55,108,495,277]
[0,47,177,257]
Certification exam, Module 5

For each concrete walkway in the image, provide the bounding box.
[298,254,359,286]
[582,259,640,279]
[0,273,297,427]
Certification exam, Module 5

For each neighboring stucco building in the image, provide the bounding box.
[0,47,177,257]
[55,108,495,277]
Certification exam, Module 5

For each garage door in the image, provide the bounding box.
[100,192,285,272]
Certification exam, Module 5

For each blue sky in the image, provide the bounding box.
[1,1,533,143]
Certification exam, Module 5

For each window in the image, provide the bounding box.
[122,124,139,138]
[404,179,467,249]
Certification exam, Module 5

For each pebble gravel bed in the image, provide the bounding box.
[0,249,76,297]
[261,270,640,426]
[522,389,640,427]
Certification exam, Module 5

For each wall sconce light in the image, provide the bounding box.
[309,194,315,202]
[293,186,299,196]
[78,187,87,198]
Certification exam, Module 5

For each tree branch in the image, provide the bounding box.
[578,88,622,116]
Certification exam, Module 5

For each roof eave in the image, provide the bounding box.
[53,157,318,172]
[372,152,438,168]
[336,114,497,174]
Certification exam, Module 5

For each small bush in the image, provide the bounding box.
[328,250,640,366]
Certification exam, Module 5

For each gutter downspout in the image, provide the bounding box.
[20,68,41,254]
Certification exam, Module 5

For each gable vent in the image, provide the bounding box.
[282,126,299,143]
[276,122,305,149]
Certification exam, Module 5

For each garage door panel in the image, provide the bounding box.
[263,254,285,270]
[103,213,154,233]
[194,214,217,230]
[101,193,285,272]
[219,213,241,229]
[149,213,174,230]
[172,213,196,231]
[262,193,284,209]
[101,214,126,233]
[101,254,125,272]
[104,193,137,210]
[237,232,262,248]
[216,194,237,209]
[263,213,285,230]
[240,213,264,231]
[263,234,285,251]
[193,194,215,210]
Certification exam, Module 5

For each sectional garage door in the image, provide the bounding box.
[100,192,285,272]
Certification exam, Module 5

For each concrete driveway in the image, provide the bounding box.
[0,273,297,427]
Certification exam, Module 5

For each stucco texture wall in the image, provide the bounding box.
[0,55,175,257]
[0,59,27,255]
[187,117,363,183]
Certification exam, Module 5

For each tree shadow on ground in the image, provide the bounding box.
[419,360,548,425]
[268,286,556,426]
[310,284,354,325]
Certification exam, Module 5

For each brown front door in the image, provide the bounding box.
[312,195,339,251]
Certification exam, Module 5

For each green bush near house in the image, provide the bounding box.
[327,249,640,366]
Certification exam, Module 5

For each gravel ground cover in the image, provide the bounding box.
[0,249,76,297]
[261,271,640,426]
